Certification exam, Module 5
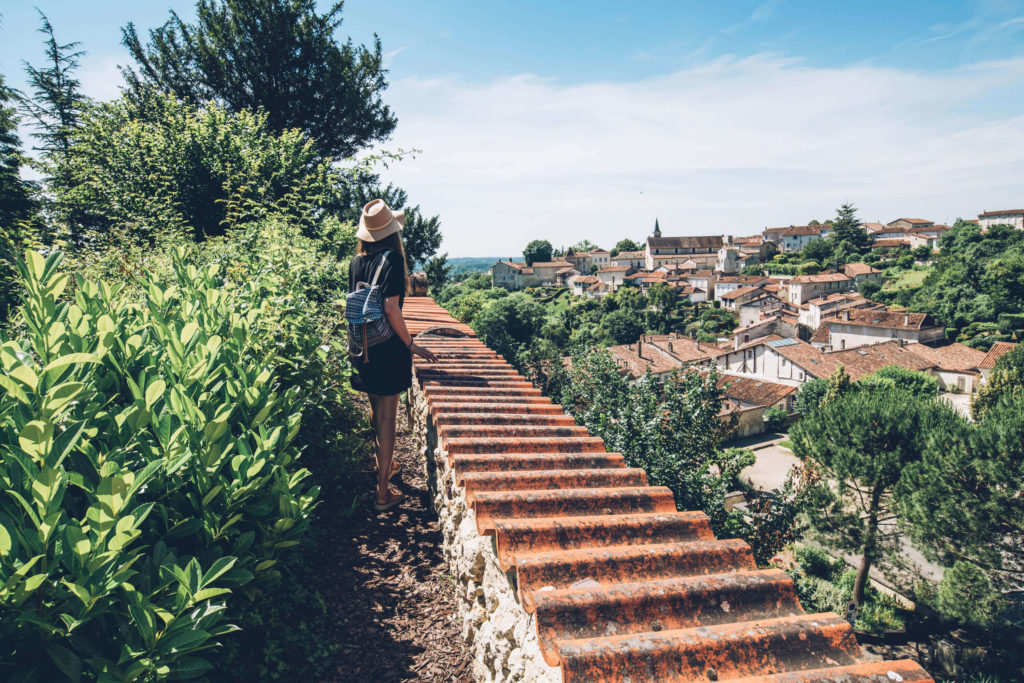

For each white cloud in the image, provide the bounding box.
[374,54,1024,256]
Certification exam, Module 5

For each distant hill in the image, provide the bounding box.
[447,257,511,276]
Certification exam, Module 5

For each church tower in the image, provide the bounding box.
[652,218,662,238]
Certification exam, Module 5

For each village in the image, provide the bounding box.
[487,210,1021,444]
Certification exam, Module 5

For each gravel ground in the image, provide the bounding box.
[316,397,473,682]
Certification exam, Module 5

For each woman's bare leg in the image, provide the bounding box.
[368,392,400,502]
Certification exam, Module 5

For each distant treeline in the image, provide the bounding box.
[448,256,510,275]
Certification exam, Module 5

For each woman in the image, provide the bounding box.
[349,199,438,511]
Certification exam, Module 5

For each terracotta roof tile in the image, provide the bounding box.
[905,342,986,372]
[842,262,881,277]
[648,236,724,250]
[790,272,851,284]
[718,374,798,407]
[720,285,763,300]
[978,209,1024,217]
[402,297,931,682]
[824,341,936,380]
[828,309,937,330]
[979,341,1017,369]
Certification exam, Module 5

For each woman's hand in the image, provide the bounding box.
[410,343,438,362]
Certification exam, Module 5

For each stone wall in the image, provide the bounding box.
[409,383,560,683]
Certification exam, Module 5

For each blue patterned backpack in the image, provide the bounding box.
[345,250,395,360]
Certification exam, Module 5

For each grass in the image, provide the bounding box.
[778,439,794,451]
[882,267,930,291]
[528,287,572,319]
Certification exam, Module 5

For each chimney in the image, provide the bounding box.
[904,313,910,326]
[842,309,850,322]
[734,336,741,350]
[637,340,643,358]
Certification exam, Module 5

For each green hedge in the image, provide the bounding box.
[0,229,347,680]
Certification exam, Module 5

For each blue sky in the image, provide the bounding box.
[3,1,1024,256]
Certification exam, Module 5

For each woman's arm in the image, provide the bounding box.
[384,295,438,362]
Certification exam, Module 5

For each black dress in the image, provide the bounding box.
[348,250,413,395]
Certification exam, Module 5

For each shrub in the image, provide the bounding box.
[764,405,789,432]
[0,230,345,679]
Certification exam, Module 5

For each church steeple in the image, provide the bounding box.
[653,218,662,238]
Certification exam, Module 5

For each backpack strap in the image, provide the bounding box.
[361,250,392,316]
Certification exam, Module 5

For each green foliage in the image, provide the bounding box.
[523,239,553,266]
[791,385,963,603]
[794,378,828,415]
[787,545,905,633]
[18,12,85,243]
[912,245,932,261]
[0,222,358,680]
[905,222,1024,341]
[472,293,546,362]
[601,308,644,344]
[424,253,452,294]
[0,75,39,322]
[937,562,998,629]
[898,395,1024,619]
[764,405,789,432]
[796,261,822,275]
[571,239,598,252]
[829,203,869,250]
[862,365,939,395]
[122,0,396,159]
[971,342,1023,420]
[58,90,331,242]
[612,238,640,256]
[858,280,881,299]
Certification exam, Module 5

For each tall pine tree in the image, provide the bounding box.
[121,0,396,159]
[0,73,39,319]
[20,11,86,242]
[828,202,869,250]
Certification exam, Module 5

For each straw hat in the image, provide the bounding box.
[357,199,405,242]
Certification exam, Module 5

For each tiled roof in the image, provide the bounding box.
[842,262,881,277]
[906,342,986,373]
[648,236,724,249]
[890,218,934,225]
[806,291,865,307]
[978,209,1024,217]
[607,342,682,377]
[717,275,768,284]
[556,267,578,275]
[768,338,843,377]
[810,323,830,344]
[863,222,886,233]
[573,275,599,285]
[825,341,936,380]
[829,309,937,330]
[406,298,931,681]
[498,260,529,271]
[720,285,762,300]
[650,336,726,363]
[872,239,911,248]
[779,225,826,236]
[719,373,798,407]
[614,250,646,259]
[790,272,852,284]
[531,260,575,269]
[597,265,632,273]
[979,341,1018,369]
[764,224,818,234]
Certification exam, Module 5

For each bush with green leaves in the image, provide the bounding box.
[0,235,344,680]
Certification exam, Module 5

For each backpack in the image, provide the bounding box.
[345,250,395,361]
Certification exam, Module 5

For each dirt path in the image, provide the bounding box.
[317,398,472,682]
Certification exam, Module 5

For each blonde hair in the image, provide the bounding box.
[357,232,411,295]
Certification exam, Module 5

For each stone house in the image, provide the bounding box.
[841,262,883,286]
[887,217,934,231]
[978,341,1018,382]
[570,274,599,296]
[611,250,646,268]
[716,336,838,387]
[905,342,987,393]
[815,309,945,351]
[798,292,875,330]
[775,225,830,253]
[719,285,764,311]
[786,272,854,305]
[491,260,575,291]
[645,235,724,270]
[595,265,634,290]
[714,275,771,301]
[978,209,1024,230]
[737,292,786,327]
[718,373,798,411]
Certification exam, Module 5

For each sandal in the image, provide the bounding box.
[374,488,405,512]
[388,459,403,481]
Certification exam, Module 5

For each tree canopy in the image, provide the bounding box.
[523,239,553,265]
[791,385,962,603]
[121,0,396,159]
